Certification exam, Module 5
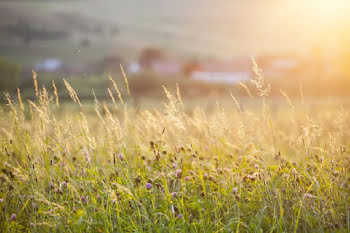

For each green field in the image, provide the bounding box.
[1,2,350,232]
[0,70,349,232]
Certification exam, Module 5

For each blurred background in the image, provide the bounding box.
[1,0,350,102]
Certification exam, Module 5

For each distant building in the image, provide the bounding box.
[128,59,184,76]
[151,60,184,75]
[35,58,62,72]
[256,55,307,78]
[190,57,251,84]
[191,71,250,84]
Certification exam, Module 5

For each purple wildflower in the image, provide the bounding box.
[146,183,153,190]
[97,194,101,200]
[176,169,182,178]
[203,173,208,179]
[0,198,3,203]
[184,176,190,181]
[61,181,67,188]
[118,153,125,161]
[10,213,16,221]
[30,222,35,227]
[232,187,238,194]
[81,196,87,203]
[171,192,178,198]
[177,214,183,219]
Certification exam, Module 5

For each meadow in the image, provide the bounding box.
[0,63,349,233]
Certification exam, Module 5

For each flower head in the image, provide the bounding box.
[81,195,87,203]
[118,153,125,161]
[171,192,178,198]
[61,181,67,188]
[146,183,153,190]
[232,187,238,194]
[184,176,190,181]
[176,169,182,178]
[10,213,16,221]
[0,198,3,203]
[177,214,183,219]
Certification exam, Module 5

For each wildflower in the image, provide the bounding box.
[10,213,16,221]
[118,153,125,161]
[81,196,87,203]
[176,169,182,178]
[291,168,297,177]
[184,176,190,181]
[254,164,259,170]
[97,194,101,200]
[30,222,35,227]
[49,182,54,189]
[61,181,67,188]
[177,214,183,219]
[172,162,176,168]
[232,187,238,194]
[171,192,178,198]
[146,183,153,190]
[0,198,3,203]
[203,173,208,179]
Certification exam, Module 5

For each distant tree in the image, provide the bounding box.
[139,47,164,68]
[0,57,20,92]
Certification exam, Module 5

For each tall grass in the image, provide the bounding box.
[0,63,349,232]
